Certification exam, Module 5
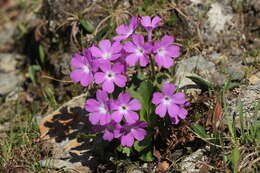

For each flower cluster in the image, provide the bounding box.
[70,16,188,147]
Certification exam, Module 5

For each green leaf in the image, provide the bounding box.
[187,76,215,91]
[28,65,41,85]
[192,124,210,139]
[138,81,154,112]
[134,135,152,152]
[139,150,154,162]
[231,147,240,173]
[79,18,95,33]
[38,45,45,65]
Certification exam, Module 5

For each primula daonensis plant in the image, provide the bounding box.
[70,16,189,160]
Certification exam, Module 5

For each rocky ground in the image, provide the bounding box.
[0,0,259,172]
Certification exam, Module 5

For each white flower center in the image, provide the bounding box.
[99,104,107,114]
[135,47,144,56]
[83,65,90,73]
[105,71,115,81]
[119,105,128,114]
[158,48,166,57]
[163,96,171,105]
[102,52,112,59]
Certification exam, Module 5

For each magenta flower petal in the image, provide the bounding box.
[80,74,93,86]
[124,111,139,124]
[70,54,83,68]
[128,99,141,110]
[152,92,164,104]
[162,83,176,95]
[155,104,167,118]
[172,93,186,104]
[89,113,101,125]
[99,40,111,51]
[168,45,180,57]
[94,72,105,84]
[90,46,102,57]
[112,62,124,73]
[112,111,123,122]
[124,41,136,53]
[70,69,84,82]
[139,56,149,67]
[96,89,108,102]
[116,24,129,34]
[161,35,174,46]
[103,80,114,93]
[111,42,122,54]
[85,99,100,112]
[118,93,131,104]
[126,54,139,66]
[132,34,144,47]
[141,16,151,27]
[114,75,127,87]
[152,16,162,26]
[103,129,114,141]
[168,104,180,118]
[100,113,111,125]
[178,108,188,119]
[121,133,134,147]
[131,128,146,141]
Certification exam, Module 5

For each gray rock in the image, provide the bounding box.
[224,62,245,81]
[228,82,260,125]
[39,158,91,172]
[180,149,207,173]
[0,72,23,95]
[0,54,24,95]
[0,23,16,49]
[175,55,225,92]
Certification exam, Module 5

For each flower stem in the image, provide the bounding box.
[149,55,156,79]
[148,31,152,42]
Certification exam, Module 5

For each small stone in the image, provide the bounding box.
[157,161,170,172]
[248,72,260,85]
[0,72,23,95]
[206,3,233,33]
[180,149,207,173]
[224,62,245,81]
[227,82,260,126]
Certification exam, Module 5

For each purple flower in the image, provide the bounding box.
[141,16,162,32]
[102,121,122,141]
[113,16,138,42]
[70,51,95,87]
[85,90,111,125]
[152,83,188,124]
[90,40,122,64]
[111,93,141,123]
[94,62,127,93]
[153,35,180,68]
[119,121,148,147]
[124,34,152,67]
[140,16,162,41]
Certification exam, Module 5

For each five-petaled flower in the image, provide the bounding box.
[153,35,180,68]
[124,34,152,67]
[102,121,122,141]
[119,120,148,147]
[85,90,112,125]
[152,83,188,124]
[70,50,96,87]
[113,16,138,42]
[111,93,141,123]
[90,40,122,64]
[94,62,127,93]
